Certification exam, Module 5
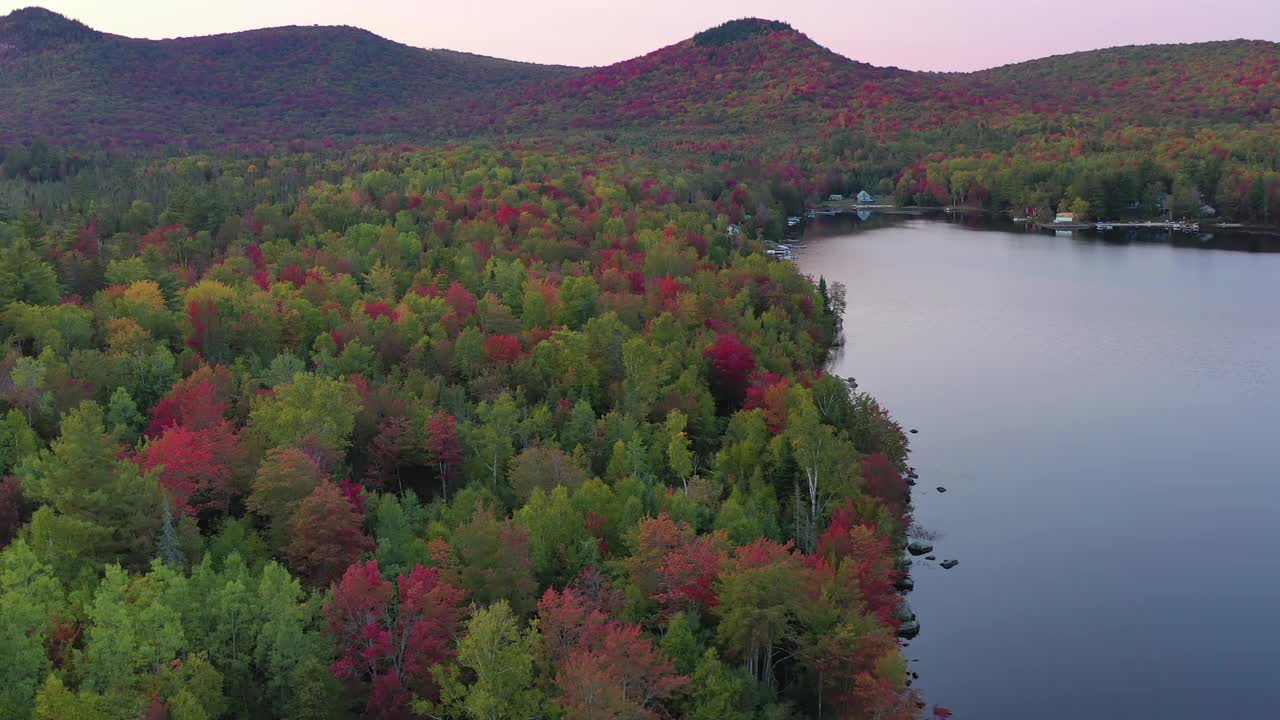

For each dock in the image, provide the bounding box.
[1034,220,1202,233]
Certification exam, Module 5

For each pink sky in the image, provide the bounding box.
[7,0,1279,71]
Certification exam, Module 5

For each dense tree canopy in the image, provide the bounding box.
[0,143,923,718]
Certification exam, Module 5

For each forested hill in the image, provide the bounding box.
[3,9,1277,148]
[0,7,577,148]
[3,10,1279,223]
[481,19,930,137]
[967,40,1280,123]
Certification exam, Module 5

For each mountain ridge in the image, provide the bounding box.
[1,7,1277,149]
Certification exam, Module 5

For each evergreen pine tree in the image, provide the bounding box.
[157,499,186,569]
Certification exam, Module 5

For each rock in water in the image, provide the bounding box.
[925,555,936,561]
[895,576,915,592]
[909,428,919,434]
[936,486,947,493]
[897,620,921,639]
[907,541,933,556]
[940,559,959,569]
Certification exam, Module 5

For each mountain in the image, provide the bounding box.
[968,40,1280,123]
[483,19,928,137]
[0,7,576,147]
[487,19,1279,142]
[1,9,1277,151]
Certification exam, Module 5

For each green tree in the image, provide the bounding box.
[454,506,538,616]
[20,402,163,581]
[0,408,38,475]
[464,393,519,491]
[448,600,544,720]
[105,387,144,446]
[157,499,186,569]
[715,540,808,687]
[664,410,693,494]
[508,445,585,502]
[0,540,64,720]
[253,561,343,718]
[516,486,597,587]
[32,675,109,720]
[660,612,703,675]
[556,276,599,329]
[81,563,188,709]
[786,391,851,553]
[685,649,752,720]
[248,373,362,453]
[372,491,428,577]
[0,238,59,307]
[6,356,48,427]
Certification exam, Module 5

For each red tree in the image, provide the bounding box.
[482,334,523,365]
[423,411,462,500]
[141,691,171,720]
[0,476,25,548]
[627,514,725,618]
[364,301,399,321]
[140,421,245,516]
[286,482,374,587]
[814,502,902,627]
[444,281,477,319]
[185,298,222,354]
[145,367,236,438]
[703,333,757,411]
[537,586,687,719]
[743,372,790,432]
[537,586,611,670]
[324,560,467,718]
[861,452,909,525]
[365,415,413,492]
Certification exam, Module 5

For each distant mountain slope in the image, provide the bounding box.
[967,40,1280,123]
[488,19,928,136]
[487,19,1279,141]
[0,7,577,147]
[0,9,1277,149]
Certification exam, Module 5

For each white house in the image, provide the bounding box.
[1054,212,1076,224]
[828,194,844,201]
[857,190,873,203]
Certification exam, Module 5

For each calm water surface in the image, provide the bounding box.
[794,216,1280,720]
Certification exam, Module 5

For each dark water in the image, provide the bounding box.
[793,216,1280,720]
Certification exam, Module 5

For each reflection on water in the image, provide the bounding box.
[798,210,1280,252]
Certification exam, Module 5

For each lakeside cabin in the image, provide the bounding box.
[1054,212,1076,224]
[857,190,873,203]
[828,194,844,201]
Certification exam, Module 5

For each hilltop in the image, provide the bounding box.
[1,9,1278,223]
[0,7,576,147]
[1,9,1276,149]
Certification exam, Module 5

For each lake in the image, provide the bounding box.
[793,215,1280,719]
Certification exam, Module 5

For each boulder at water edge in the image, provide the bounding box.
[907,541,933,556]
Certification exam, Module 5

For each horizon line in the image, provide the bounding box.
[6,5,1276,75]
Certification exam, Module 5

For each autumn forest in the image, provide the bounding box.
[0,8,1276,720]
